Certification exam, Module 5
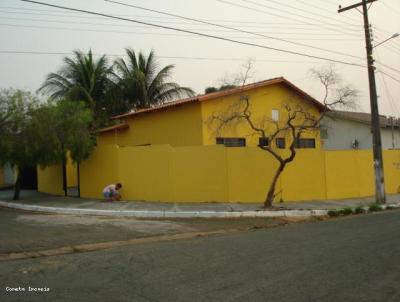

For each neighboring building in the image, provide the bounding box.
[321,110,400,150]
[0,164,15,187]
[97,77,326,149]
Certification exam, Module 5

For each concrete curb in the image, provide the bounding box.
[1,200,398,219]
[0,201,329,218]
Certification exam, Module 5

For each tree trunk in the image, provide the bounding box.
[77,161,81,198]
[13,166,22,201]
[62,155,67,197]
[264,162,286,208]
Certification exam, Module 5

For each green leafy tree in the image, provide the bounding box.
[28,100,96,196]
[0,89,37,156]
[39,49,113,127]
[112,48,194,110]
[0,89,40,199]
[0,88,95,200]
[204,84,237,94]
[29,101,95,162]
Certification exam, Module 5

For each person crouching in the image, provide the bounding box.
[103,183,122,202]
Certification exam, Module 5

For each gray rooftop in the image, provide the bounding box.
[326,110,399,128]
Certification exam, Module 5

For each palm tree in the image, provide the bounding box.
[39,49,113,126]
[112,48,194,110]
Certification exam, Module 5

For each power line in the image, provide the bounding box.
[261,0,360,27]
[380,44,400,56]
[0,16,364,36]
[221,0,360,35]
[373,31,400,55]
[0,6,365,27]
[378,69,400,117]
[378,70,400,84]
[104,0,365,61]
[0,23,365,41]
[18,0,366,68]
[380,1,400,16]
[375,60,400,75]
[296,0,363,25]
[375,49,400,116]
[373,28,400,48]
[0,50,327,64]
[0,9,364,31]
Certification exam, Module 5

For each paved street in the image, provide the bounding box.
[1,208,399,302]
[0,208,287,254]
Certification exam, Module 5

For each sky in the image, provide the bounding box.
[0,0,399,116]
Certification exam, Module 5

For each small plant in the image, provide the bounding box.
[369,204,383,212]
[328,210,339,217]
[338,207,353,215]
[354,206,366,214]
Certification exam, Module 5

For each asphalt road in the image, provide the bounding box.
[0,208,285,254]
[1,209,400,302]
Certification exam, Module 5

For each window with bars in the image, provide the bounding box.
[259,137,269,147]
[216,137,246,147]
[295,138,316,148]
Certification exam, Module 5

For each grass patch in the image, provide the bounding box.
[338,207,353,215]
[369,204,383,212]
[327,210,339,217]
[354,206,366,214]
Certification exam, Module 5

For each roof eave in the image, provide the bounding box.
[95,123,130,134]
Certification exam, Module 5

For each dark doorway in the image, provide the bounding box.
[20,166,38,190]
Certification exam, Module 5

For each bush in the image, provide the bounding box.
[386,205,397,210]
[369,204,382,212]
[328,210,339,217]
[338,207,353,215]
[354,206,366,214]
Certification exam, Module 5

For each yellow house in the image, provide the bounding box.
[97,77,325,149]
[38,77,400,203]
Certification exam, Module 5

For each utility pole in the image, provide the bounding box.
[338,0,386,204]
[391,117,395,149]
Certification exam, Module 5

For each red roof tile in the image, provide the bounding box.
[96,123,129,134]
[111,77,325,120]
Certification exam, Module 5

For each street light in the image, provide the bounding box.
[373,33,400,48]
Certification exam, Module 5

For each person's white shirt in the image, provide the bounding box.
[103,184,117,194]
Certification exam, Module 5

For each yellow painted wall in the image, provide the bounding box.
[281,150,326,201]
[100,102,203,147]
[226,147,281,202]
[38,145,400,203]
[97,131,120,146]
[118,145,173,201]
[325,151,360,199]
[355,151,374,197]
[201,84,321,148]
[383,150,400,194]
[172,146,228,202]
[79,145,120,199]
[37,164,64,195]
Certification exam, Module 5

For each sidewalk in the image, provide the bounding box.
[0,190,399,218]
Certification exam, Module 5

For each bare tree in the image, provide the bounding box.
[209,65,358,208]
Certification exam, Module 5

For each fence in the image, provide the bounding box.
[37,145,400,203]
